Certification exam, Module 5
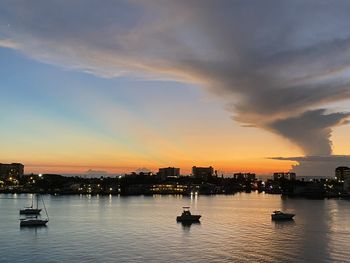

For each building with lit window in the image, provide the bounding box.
[234,173,256,180]
[335,166,350,193]
[273,172,296,181]
[151,183,187,194]
[157,167,180,181]
[335,166,350,181]
[0,163,24,179]
[192,166,214,181]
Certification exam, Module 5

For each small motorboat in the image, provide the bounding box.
[176,207,201,222]
[271,210,295,221]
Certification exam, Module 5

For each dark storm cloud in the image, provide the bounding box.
[1,0,350,154]
[271,155,350,162]
[270,155,350,177]
[268,110,350,155]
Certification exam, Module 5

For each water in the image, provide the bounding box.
[1,193,350,263]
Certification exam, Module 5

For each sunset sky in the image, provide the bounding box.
[1,1,350,176]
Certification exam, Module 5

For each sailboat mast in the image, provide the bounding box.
[41,195,49,221]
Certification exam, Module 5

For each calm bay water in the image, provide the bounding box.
[1,192,350,262]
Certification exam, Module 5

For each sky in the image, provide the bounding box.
[1,0,350,176]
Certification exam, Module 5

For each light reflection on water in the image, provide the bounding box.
[1,192,350,262]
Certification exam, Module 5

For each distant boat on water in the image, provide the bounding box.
[271,210,295,221]
[19,194,42,215]
[20,194,49,227]
[176,207,201,223]
[20,217,49,227]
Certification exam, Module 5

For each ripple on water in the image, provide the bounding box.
[1,193,350,262]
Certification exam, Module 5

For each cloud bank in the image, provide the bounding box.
[271,155,350,177]
[1,0,350,155]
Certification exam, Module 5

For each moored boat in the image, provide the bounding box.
[20,217,48,227]
[176,207,201,222]
[20,208,42,215]
[271,210,295,220]
[20,194,41,215]
[19,195,49,227]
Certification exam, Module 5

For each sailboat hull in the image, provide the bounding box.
[19,208,41,215]
[20,219,48,227]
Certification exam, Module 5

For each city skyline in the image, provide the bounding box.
[1,1,350,176]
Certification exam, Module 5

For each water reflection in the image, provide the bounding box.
[190,192,198,209]
[19,224,48,239]
[280,198,332,261]
[273,219,296,229]
[2,193,350,263]
[20,225,47,230]
[179,221,201,232]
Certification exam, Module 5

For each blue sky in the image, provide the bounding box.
[1,1,350,176]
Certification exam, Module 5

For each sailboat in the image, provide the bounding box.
[19,194,42,215]
[20,195,49,227]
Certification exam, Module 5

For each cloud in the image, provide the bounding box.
[85,169,108,175]
[270,155,350,177]
[1,0,350,155]
[134,167,152,174]
[267,109,350,155]
[0,38,20,49]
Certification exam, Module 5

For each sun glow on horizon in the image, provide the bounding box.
[1,1,350,178]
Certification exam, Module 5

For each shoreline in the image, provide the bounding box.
[1,190,349,200]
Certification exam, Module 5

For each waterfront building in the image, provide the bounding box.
[335,166,350,181]
[157,167,180,181]
[0,163,24,179]
[151,183,187,194]
[192,166,214,181]
[293,182,325,198]
[343,177,350,194]
[273,172,296,181]
[338,167,350,193]
[234,173,256,180]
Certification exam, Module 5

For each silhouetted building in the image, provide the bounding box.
[192,166,214,181]
[337,167,350,193]
[151,183,187,194]
[0,163,24,179]
[234,173,256,180]
[293,182,325,198]
[343,177,350,194]
[273,172,296,181]
[158,167,180,181]
[335,166,350,181]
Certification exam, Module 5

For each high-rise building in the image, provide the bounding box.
[335,166,350,193]
[273,172,296,181]
[234,173,256,180]
[335,166,350,181]
[344,176,350,194]
[0,163,24,179]
[158,167,180,181]
[192,166,214,181]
